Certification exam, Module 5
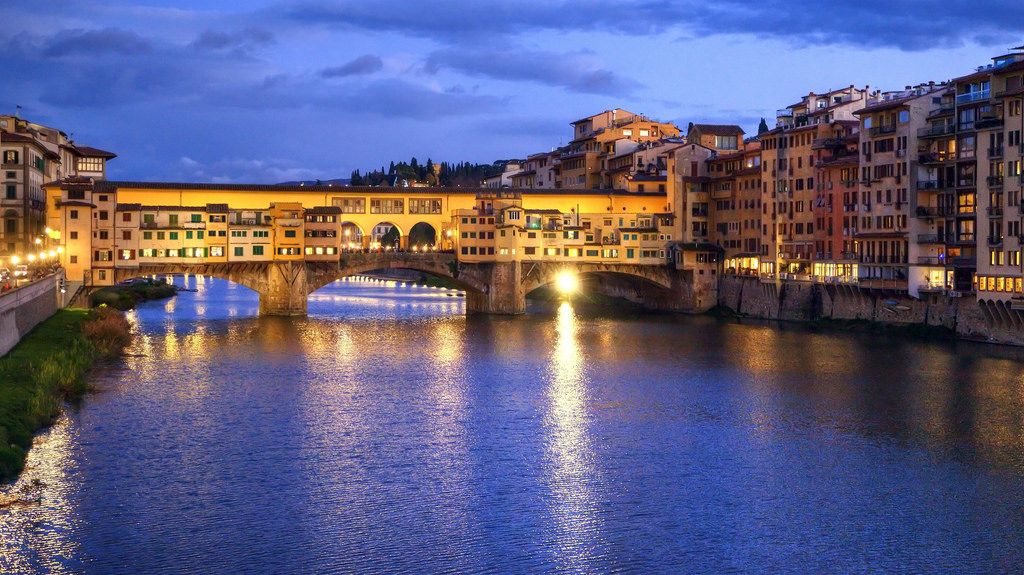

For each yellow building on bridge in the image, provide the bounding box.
[43,178,678,287]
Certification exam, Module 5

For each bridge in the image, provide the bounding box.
[110,252,698,315]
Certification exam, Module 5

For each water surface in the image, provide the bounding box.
[3,276,1024,574]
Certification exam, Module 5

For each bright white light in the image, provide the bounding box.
[555,271,578,294]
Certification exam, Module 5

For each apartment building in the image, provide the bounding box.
[810,120,860,283]
[510,150,561,189]
[705,138,762,274]
[761,87,873,278]
[854,83,950,296]
[970,48,1024,303]
[454,190,674,266]
[1,115,114,258]
[561,109,680,190]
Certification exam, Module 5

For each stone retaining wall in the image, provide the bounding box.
[0,273,61,356]
[717,275,1022,346]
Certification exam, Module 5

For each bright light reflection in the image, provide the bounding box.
[555,271,578,294]
[544,301,601,570]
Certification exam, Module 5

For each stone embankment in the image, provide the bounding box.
[717,275,1023,346]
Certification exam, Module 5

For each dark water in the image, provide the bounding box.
[3,276,1024,574]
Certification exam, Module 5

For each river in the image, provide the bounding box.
[2,276,1024,574]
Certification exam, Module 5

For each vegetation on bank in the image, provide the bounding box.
[90,278,178,310]
[0,307,130,481]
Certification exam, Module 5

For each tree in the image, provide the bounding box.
[758,117,769,135]
[381,225,400,248]
[350,169,363,186]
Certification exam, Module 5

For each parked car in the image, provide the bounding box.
[0,267,9,280]
[14,265,28,277]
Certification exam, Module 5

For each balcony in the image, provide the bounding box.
[988,235,1004,246]
[927,105,954,118]
[918,281,947,292]
[914,206,951,218]
[989,146,1004,158]
[811,138,843,149]
[975,117,1004,131]
[955,90,990,105]
[953,235,976,246]
[182,222,206,229]
[916,233,944,244]
[840,251,859,260]
[952,257,975,267]
[987,175,1004,187]
[988,206,1004,217]
[918,152,955,165]
[916,256,946,265]
[918,125,955,138]
[869,124,898,137]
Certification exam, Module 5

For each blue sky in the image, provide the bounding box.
[2,1,1020,183]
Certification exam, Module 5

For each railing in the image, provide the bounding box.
[927,105,954,117]
[811,138,843,149]
[914,206,951,218]
[917,281,947,292]
[869,124,898,137]
[917,180,942,190]
[918,125,955,138]
[975,117,1004,130]
[988,235,1004,246]
[989,146,1004,158]
[917,256,945,265]
[840,251,858,260]
[918,153,955,164]
[988,206,1004,217]
[955,90,990,104]
[916,234,943,244]
[182,222,206,229]
[987,176,1004,187]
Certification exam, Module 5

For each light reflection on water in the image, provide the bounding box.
[2,275,1024,573]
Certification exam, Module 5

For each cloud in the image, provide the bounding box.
[321,55,384,78]
[42,27,151,58]
[191,27,275,56]
[277,0,1023,52]
[173,156,323,184]
[329,79,508,118]
[425,48,641,96]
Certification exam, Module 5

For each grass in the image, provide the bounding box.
[0,307,131,481]
[91,278,178,310]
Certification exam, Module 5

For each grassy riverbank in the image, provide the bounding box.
[91,278,178,310]
[0,307,130,481]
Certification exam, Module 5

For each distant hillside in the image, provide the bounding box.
[276,178,350,186]
[278,158,514,187]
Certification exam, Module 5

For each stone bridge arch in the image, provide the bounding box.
[520,261,688,310]
[306,253,487,295]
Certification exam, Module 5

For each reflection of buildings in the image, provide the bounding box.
[1,115,114,258]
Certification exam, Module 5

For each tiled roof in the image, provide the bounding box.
[72,145,117,159]
[692,124,744,136]
[305,206,343,214]
[206,203,229,213]
[116,203,142,211]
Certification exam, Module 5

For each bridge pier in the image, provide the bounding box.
[465,261,525,314]
[259,261,309,316]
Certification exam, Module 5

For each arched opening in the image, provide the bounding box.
[340,221,366,251]
[371,222,404,250]
[408,222,437,251]
[525,269,675,310]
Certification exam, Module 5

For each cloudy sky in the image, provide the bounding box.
[2,1,1020,183]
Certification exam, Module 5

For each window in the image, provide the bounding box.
[143,214,155,224]
[898,110,909,123]
[169,232,178,240]
[334,198,366,213]
[408,198,442,214]
[210,246,224,257]
[3,151,19,164]
[70,209,79,219]
[157,232,165,240]
[253,245,264,256]
[169,215,178,226]
[234,247,244,257]
[69,231,78,240]
[5,185,14,199]
[191,214,202,223]
[284,230,296,238]
[715,135,738,150]
[76,157,104,172]
[370,198,404,214]
[122,212,132,222]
